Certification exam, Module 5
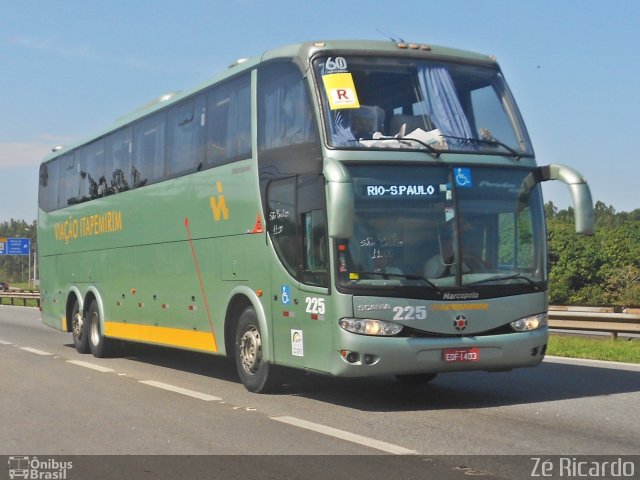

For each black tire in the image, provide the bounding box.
[234,307,280,393]
[395,373,438,384]
[87,299,117,358]
[71,300,90,354]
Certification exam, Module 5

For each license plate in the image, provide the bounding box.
[443,347,480,363]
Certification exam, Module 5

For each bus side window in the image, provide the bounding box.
[258,62,318,151]
[105,126,132,194]
[39,161,59,212]
[298,175,329,287]
[133,112,166,187]
[266,175,329,287]
[302,210,328,287]
[206,74,251,166]
[266,177,298,277]
[59,153,79,207]
[78,140,106,201]
[167,96,206,176]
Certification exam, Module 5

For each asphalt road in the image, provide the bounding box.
[1,306,639,479]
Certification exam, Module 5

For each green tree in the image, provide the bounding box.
[598,221,640,305]
[545,201,640,306]
[547,219,605,304]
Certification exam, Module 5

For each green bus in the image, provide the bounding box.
[38,40,594,393]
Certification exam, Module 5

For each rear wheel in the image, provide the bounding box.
[87,299,117,358]
[234,307,280,393]
[71,300,90,354]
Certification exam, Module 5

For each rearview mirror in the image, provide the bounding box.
[538,164,595,235]
[324,159,354,239]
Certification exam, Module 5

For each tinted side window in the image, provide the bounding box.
[39,161,59,212]
[105,126,132,194]
[206,75,251,166]
[133,112,165,187]
[78,140,105,201]
[59,153,78,207]
[299,175,328,287]
[258,62,318,151]
[167,96,206,176]
[266,174,329,287]
[267,177,298,276]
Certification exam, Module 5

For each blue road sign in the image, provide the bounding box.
[2,238,30,255]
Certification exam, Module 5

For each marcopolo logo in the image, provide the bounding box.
[8,456,73,479]
[442,291,480,301]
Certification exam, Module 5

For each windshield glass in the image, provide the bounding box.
[336,165,546,295]
[313,55,533,156]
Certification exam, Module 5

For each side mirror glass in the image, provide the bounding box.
[324,159,354,239]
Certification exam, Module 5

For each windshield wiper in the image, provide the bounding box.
[467,273,539,287]
[361,136,442,158]
[354,271,441,291]
[441,135,521,161]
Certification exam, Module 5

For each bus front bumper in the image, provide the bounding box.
[330,327,548,377]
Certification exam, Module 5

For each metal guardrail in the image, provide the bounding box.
[0,291,40,308]
[548,306,640,339]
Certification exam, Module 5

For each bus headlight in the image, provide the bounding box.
[510,313,548,332]
[339,318,403,336]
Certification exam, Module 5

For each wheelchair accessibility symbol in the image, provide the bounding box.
[455,168,473,188]
[281,285,291,305]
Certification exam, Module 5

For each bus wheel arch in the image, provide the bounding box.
[223,288,271,361]
[83,289,116,358]
[224,289,279,393]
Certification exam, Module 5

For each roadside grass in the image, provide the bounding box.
[0,298,39,307]
[9,283,38,291]
[548,333,640,364]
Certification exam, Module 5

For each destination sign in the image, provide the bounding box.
[363,183,442,197]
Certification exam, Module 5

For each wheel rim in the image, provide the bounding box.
[90,312,100,346]
[239,326,262,376]
[72,313,82,338]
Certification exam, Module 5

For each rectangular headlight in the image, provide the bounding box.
[510,313,548,332]
[339,318,403,336]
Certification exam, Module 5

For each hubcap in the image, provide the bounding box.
[239,326,261,376]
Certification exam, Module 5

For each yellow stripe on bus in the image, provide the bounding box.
[104,322,218,353]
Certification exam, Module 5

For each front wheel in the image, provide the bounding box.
[234,307,280,393]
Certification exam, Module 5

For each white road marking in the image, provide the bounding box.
[139,380,221,402]
[545,355,640,372]
[0,339,13,345]
[66,360,115,373]
[271,416,417,455]
[20,347,53,356]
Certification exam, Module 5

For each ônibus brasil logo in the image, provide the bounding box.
[8,456,73,479]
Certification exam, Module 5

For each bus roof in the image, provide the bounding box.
[41,39,495,164]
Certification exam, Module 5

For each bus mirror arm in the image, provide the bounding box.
[538,164,595,235]
[324,159,355,239]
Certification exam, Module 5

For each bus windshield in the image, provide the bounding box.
[313,56,533,157]
[336,165,546,295]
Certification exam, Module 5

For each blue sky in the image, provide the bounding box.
[1,0,639,221]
